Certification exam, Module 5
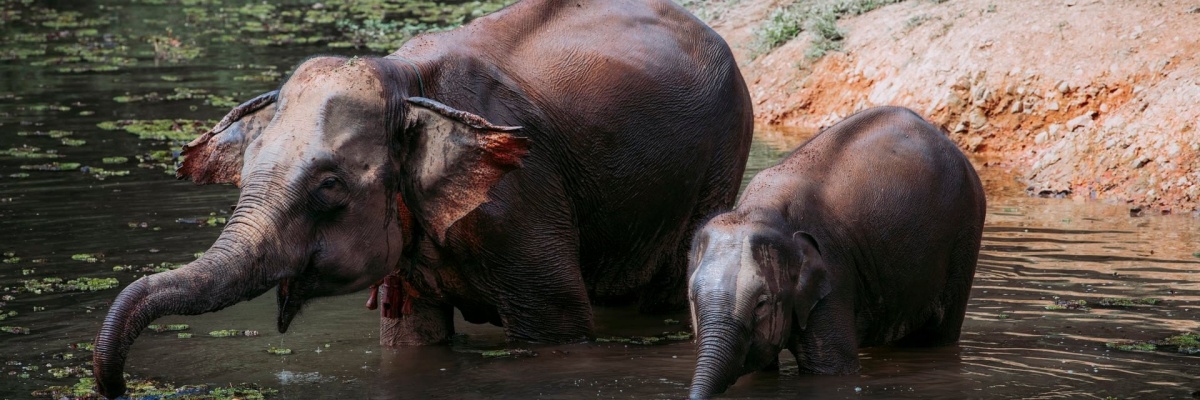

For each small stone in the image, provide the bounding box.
[1099,103,1109,113]
[1067,111,1096,131]
[1046,101,1060,111]
[968,109,988,130]
[1056,81,1071,94]
[1010,101,1022,114]
[1049,124,1062,136]
[1166,142,1181,157]
[1131,156,1150,169]
[1035,131,1049,144]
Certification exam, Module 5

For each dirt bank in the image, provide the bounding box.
[694,0,1200,214]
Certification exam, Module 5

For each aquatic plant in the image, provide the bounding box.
[147,324,190,332]
[266,346,292,355]
[1095,297,1160,308]
[480,348,535,358]
[1045,297,1089,311]
[209,329,260,338]
[596,331,693,345]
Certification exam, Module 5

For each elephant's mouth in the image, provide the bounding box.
[276,276,302,333]
[276,258,317,333]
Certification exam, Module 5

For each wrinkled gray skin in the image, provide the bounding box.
[687,107,986,399]
[93,1,753,398]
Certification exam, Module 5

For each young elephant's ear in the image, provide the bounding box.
[401,97,530,243]
[177,91,278,186]
[792,232,831,330]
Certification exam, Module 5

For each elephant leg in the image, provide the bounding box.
[493,260,593,343]
[898,235,980,347]
[380,296,454,347]
[793,296,860,374]
[640,167,741,314]
[637,249,689,314]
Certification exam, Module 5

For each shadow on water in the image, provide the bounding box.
[2,1,1200,399]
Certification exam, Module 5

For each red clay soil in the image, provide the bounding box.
[696,0,1200,214]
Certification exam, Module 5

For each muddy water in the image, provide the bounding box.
[2,1,1200,399]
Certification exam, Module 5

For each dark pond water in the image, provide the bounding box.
[3,1,1200,399]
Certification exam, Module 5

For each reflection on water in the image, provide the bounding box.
[2,1,1200,399]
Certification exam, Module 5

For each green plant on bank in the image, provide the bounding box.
[751,0,906,60]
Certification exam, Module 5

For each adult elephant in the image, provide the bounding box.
[92,0,753,398]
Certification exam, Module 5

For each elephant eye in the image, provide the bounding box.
[319,176,342,189]
[756,294,770,308]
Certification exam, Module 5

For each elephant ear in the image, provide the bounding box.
[792,232,831,330]
[401,97,530,243]
[177,90,278,186]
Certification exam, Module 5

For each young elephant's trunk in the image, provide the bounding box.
[93,204,281,398]
[689,293,751,399]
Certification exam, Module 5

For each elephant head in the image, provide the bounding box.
[686,213,830,399]
[92,56,529,398]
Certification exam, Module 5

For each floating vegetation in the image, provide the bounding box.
[82,166,132,179]
[16,130,72,138]
[59,138,86,146]
[1094,297,1161,308]
[112,261,184,273]
[0,146,61,159]
[148,29,203,63]
[266,346,292,355]
[101,156,128,164]
[17,277,119,294]
[32,377,278,400]
[47,366,87,379]
[1045,297,1089,311]
[1107,332,1200,356]
[480,348,535,358]
[2,326,31,334]
[1107,341,1157,352]
[147,324,190,332]
[596,331,694,345]
[209,329,260,338]
[97,118,214,143]
[70,253,101,262]
[177,214,227,226]
[178,332,193,338]
[19,162,80,171]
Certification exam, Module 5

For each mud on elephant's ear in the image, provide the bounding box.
[177,90,279,186]
[397,97,530,243]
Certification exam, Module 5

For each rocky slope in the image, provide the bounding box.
[694,0,1200,214]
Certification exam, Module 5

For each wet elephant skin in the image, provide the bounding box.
[686,107,986,398]
[92,0,754,398]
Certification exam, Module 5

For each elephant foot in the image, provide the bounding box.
[380,298,454,347]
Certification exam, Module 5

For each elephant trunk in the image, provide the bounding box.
[93,198,283,399]
[689,295,750,399]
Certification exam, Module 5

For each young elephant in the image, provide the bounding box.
[686,106,986,398]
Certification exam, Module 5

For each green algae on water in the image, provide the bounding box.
[1106,341,1156,352]
[18,277,118,294]
[1045,297,1089,311]
[2,326,30,334]
[267,346,292,355]
[1095,297,1161,308]
[70,253,100,262]
[97,118,215,142]
[32,377,278,400]
[480,348,535,358]
[148,323,190,332]
[19,162,80,171]
[209,329,260,338]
